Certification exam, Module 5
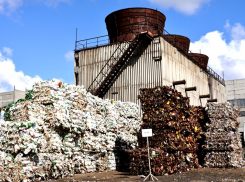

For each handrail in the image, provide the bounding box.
[206,66,225,85]
[75,35,109,51]
[162,29,225,86]
[75,20,162,51]
[87,20,156,97]
[87,32,136,95]
[75,22,225,86]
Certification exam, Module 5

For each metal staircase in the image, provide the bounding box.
[88,31,154,98]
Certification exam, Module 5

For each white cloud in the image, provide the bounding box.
[224,20,245,40]
[147,0,211,15]
[0,49,42,92]
[65,51,74,61]
[0,0,72,15]
[231,23,245,40]
[0,0,22,14]
[2,47,13,57]
[190,23,245,80]
[38,0,72,7]
[224,20,230,31]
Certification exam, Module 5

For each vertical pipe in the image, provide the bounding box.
[75,28,77,51]
[147,137,151,175]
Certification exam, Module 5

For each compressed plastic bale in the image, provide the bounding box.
[202,102,242,168]
[0,79,143,181]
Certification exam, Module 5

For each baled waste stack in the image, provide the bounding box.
[0,79,141,181]
[203,102,242,168]
[126,86,204,175]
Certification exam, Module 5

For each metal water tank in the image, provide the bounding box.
[105,8,166,43]
[162,34,190,53]
[189,53,209,70]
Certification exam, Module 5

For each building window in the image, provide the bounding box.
[240,111,245,116]
[240,99,245,107]
[227,100,235,105]
[75,57,79,67]
[74,53,79,67]
[75,72,79,86]
[227,99,245,107]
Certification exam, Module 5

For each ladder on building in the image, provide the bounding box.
[88,32,154,98]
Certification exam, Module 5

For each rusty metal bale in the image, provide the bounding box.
[128,86,206,175]
[105,8,166,44]
[126,148,199,176]
[188,53,209,70]
[162,34,190,53]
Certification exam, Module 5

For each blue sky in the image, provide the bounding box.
[0,0,245,91]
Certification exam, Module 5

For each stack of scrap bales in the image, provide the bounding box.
[203,102,242,168]
[127,86,204,175]
[0,79,141,181]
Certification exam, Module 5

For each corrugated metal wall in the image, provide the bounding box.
[76,36,226,110]
[104,38,162,111]
[160,37,225,106]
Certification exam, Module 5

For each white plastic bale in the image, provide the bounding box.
[0,79,142,181]
[203,102,243,168]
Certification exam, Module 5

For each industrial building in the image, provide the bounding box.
[226,78,245,143]
[0,87,27,108]
[74,8,226,110]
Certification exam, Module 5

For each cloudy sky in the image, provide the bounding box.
[0,0,245,92]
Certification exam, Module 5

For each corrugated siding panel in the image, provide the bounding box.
[104,40,163,113]
[77,36,226,109]
[160,37,226,106]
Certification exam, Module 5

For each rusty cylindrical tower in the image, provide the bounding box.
[188,53,209,70]
[162,35,190,53]
[105,8,166,44]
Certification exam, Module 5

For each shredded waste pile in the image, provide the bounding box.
[0,79,141,182]
[203,102,242,168]
[0,81,243,181]
[126,86,205,175]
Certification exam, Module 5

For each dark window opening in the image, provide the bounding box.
[240,132,244,147]
[75,57,79,67]
[240,111,245,116]
[75,72,79,86]
[228,99,245,107]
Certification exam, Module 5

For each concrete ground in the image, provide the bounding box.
[47,168,245,182]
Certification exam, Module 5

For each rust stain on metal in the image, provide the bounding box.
[162,34,190,53]
[189,53,209,70]
[105,8,166,44]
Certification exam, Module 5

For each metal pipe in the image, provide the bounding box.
[199,94,210,99]
[207,99,217,103]
[185,87,196,92]
[173,80,186,86]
